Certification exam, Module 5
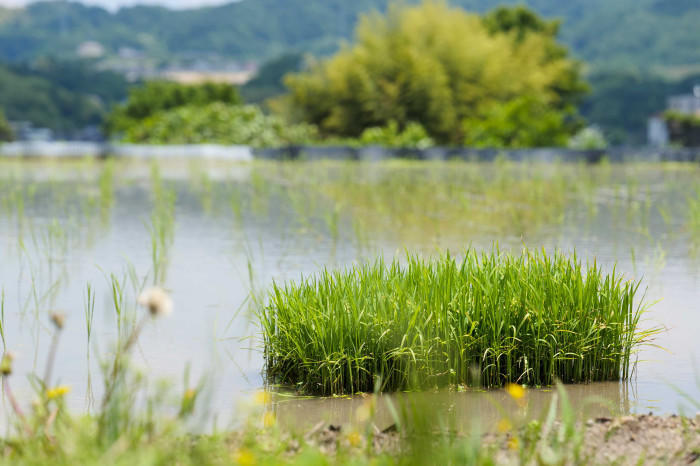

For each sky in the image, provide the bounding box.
[0,0,230,10]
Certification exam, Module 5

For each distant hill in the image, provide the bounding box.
[0,58,130,134]
[0,0,698,70]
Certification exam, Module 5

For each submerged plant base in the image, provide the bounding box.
[261,248,654,395]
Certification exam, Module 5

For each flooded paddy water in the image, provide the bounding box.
[0,158,699,431]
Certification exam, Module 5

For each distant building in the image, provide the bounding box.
[647,117,669,147]
[159,69,256,85]
[648,85,700,147]
[668,86,700,116]
[9,121,53,142]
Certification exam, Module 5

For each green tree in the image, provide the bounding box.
[241,53,304,104]
[282,1,587,146]
[0,109,13,141]
[482,5,560,41]
[0,61,126,135]
[106,81,241,136]
[121,103,317,147]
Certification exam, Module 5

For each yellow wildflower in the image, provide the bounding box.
[0,352,15,376]
[347,431,363,448]
[254,390,271,405]
[505,383,525,400]
[507,436,520,451]
[184,388,196,400]
[263,411,276,428]
[497,418,512,433]
[47,385,71,400]
[233,448,256,466]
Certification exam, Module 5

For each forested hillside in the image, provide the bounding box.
[0,0,697,69]
[0,59,129,134]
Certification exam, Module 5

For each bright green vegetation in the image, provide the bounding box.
[119,103,318,147]
[240,53,304,104]
[105,4,585,148]
[261,249,653,395]
[281,2,585,146]
[0,0,698,70]
[0,59,129,134]
[105,81,317,146]
[105,81,241,136]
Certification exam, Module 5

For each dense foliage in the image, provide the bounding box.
[665,111,700,147]
[283,2,586,146]
[0,0,698,69]
[240,53,303,104]
[262,249,648,395]
[121,103,317,147]
[0,60,129,135]
[358,122,434,148]
[580,70,700,145]
[106,81,241,135]
[0,108,12,141]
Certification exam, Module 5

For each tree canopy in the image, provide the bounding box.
[105,81,241,135]
[120,103,317,147]
[282,2,587,146]
[0,60,129,135]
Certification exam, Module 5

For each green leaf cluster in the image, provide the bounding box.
[122,102,317,147]
[106,81,241,135]
[358,121,434,148]
[283,2,587,147]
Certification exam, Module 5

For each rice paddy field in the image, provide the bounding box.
[0,158,699,450]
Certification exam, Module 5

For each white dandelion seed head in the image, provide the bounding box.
[137,287,173,317]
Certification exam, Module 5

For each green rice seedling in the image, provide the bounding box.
[688,186,700,236]
[260,248,656,395]
[98,158,115,222]
[149,162,177,284]
[0,289,5,352]
[85,282,96,410]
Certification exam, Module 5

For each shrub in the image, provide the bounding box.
[359,121,434,148]
[568,126,608,150]
[122,103,318,147]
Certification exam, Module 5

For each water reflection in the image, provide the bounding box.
[273,382,636,432]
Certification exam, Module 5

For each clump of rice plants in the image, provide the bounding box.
[260,248,655,395]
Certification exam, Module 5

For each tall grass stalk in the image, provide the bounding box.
[149,162,176,285]
[261,248,657,395]
[85,283,96,410]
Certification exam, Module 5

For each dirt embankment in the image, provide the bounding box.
[301,414,700,464]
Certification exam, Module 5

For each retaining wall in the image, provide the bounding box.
[1,142,699,163]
